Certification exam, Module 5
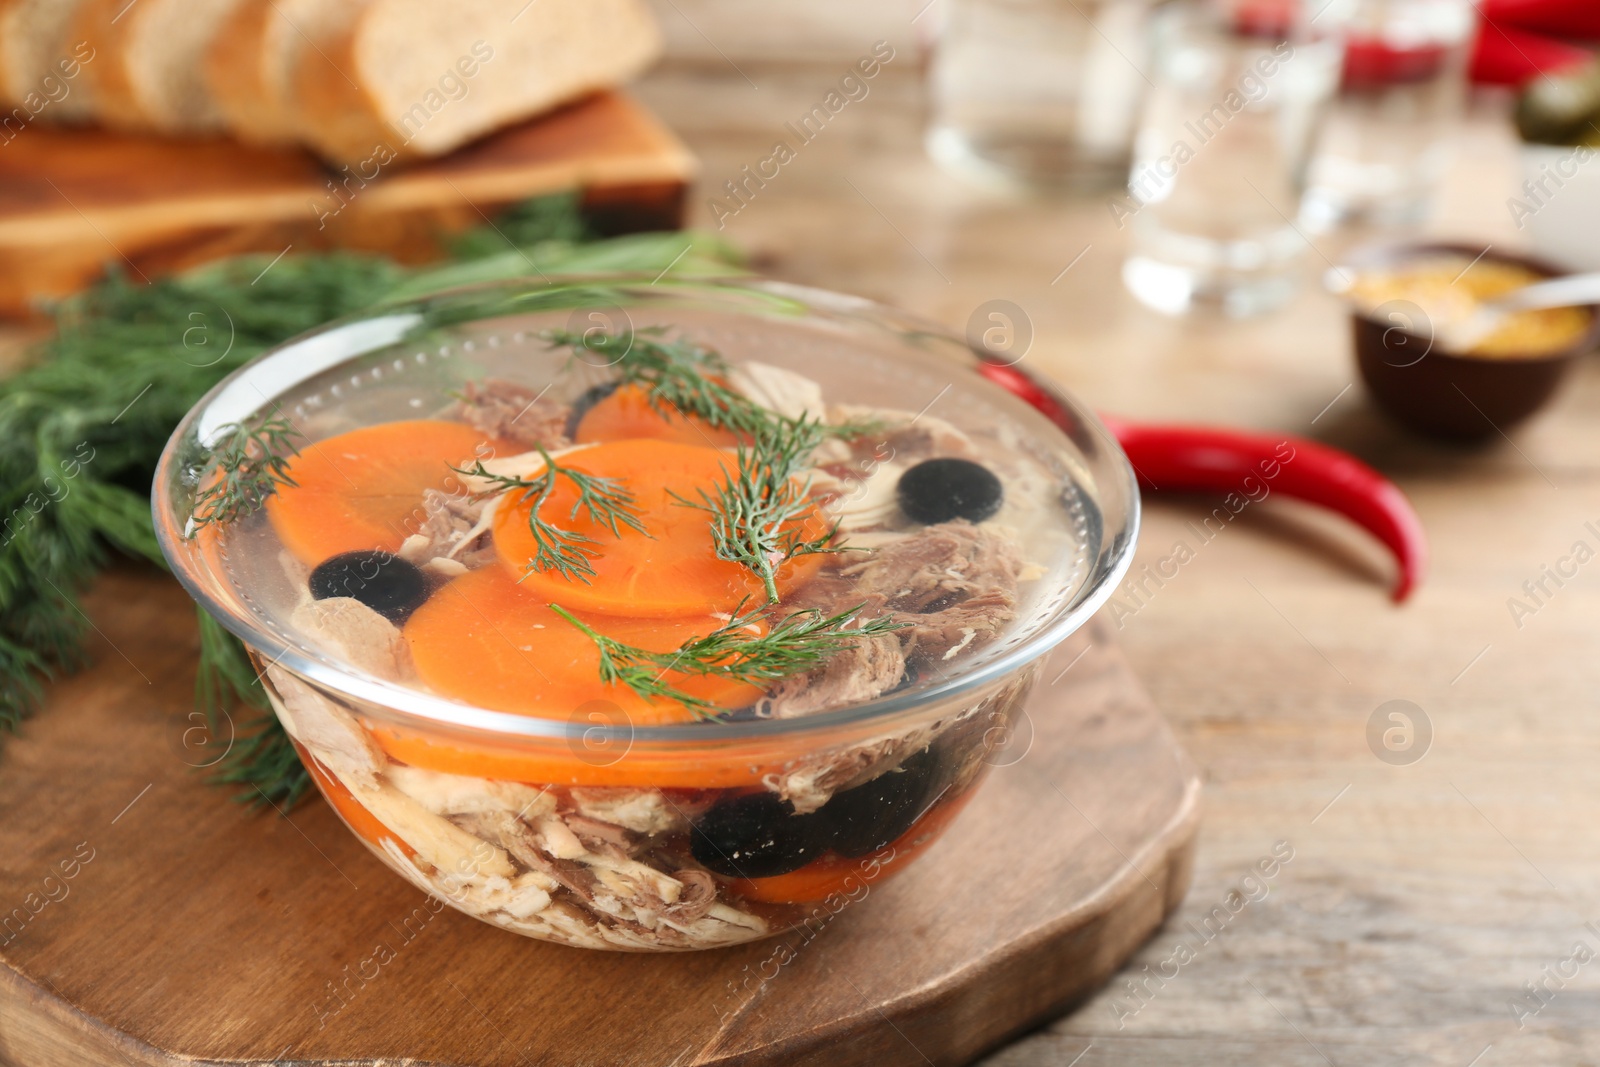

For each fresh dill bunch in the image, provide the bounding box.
[673,416,843,604]
[189,417,303,532]
[0,254,403,755]
[550,601,905,715]
[454,447,649,583]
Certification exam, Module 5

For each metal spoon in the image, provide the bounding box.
[1438,271,1600,352]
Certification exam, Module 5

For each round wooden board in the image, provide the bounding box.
[0,569,1200,1067]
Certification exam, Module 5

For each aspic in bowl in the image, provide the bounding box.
[154,277,1137,951]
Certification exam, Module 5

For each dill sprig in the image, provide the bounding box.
[454,447,649,583]
[543,325,882,444]
[189,417,302,532]
[543,326,775,436]
[550,601,904,715]
[673,416,842,603]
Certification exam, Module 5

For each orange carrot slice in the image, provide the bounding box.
[403,565,762,725]
[574,383,741,447]
[266,419,495,564]
[494,439,828,617]
[366,725,800,789]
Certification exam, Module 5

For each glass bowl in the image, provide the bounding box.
[152,275,1139,951]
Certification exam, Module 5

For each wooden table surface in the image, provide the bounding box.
[629,25,1600,1067]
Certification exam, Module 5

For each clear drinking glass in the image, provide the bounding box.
[926,0,1159,189]
[1300,0,1474,230]
[1120,0,1342,317]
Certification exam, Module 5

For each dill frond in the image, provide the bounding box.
[189,417,303,532]
[550,602,904,717]
[454,447,649,583]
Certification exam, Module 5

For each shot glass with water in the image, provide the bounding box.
[926,0,1159,190]
[1300,0,1475,230]
[1120,0,1341,317]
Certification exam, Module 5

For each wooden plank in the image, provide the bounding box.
[0,91,696,316]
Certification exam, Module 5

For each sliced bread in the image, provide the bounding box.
[205,0,368,145]
[0,0,98,121]
[291,0,662,164]
[72,0,247,133]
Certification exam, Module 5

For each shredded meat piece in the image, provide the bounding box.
[845,519,1022,661]
[290,597,414,681]
[564,814,637,854]
[759,632,905,719]
[445,379,571,451]
[668,869,719,924]
[831,405,979,463]
[397,487,494,573]
[567,787,697,835]
[264,665,386,789]
[459,809,764,949]
[783,519,1021,690]
[758,521,1023,808]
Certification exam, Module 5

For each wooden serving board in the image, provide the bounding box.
[0,568,1200,1067]
[0,91,695,317]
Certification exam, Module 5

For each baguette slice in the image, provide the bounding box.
[205,0,368,145]
[0,0,97,121]
[72,0,247,133]
[291,0,662,165]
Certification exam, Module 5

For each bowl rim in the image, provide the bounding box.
[152,273,1141,747]
[1329,239,1600,365]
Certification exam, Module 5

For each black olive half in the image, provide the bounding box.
[309,550,430,624]
[814,746,944,858]
[690,792,823,879]
[896,457,1004,525]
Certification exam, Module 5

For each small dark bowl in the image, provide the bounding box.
[1340,242,1600,442]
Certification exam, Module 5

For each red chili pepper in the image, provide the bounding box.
[977,362,1428,602]
[1483,0,1600,40]
[1471,20,1592,86]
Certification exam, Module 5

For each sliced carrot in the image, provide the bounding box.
[728,789,975,905]
[403,565,762,724]
[266,419,495,564]
[574,383,741,447]
[494,439,828,617]
[367,725,799,789]
[295,741,415,860]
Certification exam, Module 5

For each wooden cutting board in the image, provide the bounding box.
[0,568,1200,1067]
[0,91,695,317]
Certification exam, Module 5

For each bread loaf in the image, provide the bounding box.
[290,0,661,164]
[73,0,246,133]
[205,0,368,145]
[0,0,96,121]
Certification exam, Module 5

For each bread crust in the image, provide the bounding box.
[0,0,97,119]
[205,0,281,142]
[288,12,384,164]
[71,0,143,127]
[291,0,662,165]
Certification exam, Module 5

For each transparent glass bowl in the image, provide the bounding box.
[153,275,1139,951]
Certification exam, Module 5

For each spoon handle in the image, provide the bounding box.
[1493,272,1600,313]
